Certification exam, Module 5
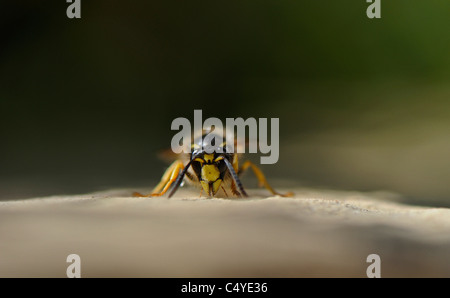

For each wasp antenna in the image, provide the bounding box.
[222,157,248,197]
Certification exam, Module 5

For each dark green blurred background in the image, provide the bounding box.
[1,1,449,206]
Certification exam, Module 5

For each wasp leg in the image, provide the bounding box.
[238,160,294,197]
[133,160,184,197]
[221,186,229,197]
[232,154,240,172]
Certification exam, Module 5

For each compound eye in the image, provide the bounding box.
[191,150,204,161]
[217,159,227,173]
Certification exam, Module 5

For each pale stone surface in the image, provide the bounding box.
[1,188,449,277]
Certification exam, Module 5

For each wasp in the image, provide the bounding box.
[133,132,293,198]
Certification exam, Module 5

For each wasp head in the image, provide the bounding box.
[191,151,228,196]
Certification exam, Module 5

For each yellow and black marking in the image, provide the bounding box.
[133,132,293,198]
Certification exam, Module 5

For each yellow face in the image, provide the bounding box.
[196,154,223,196]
